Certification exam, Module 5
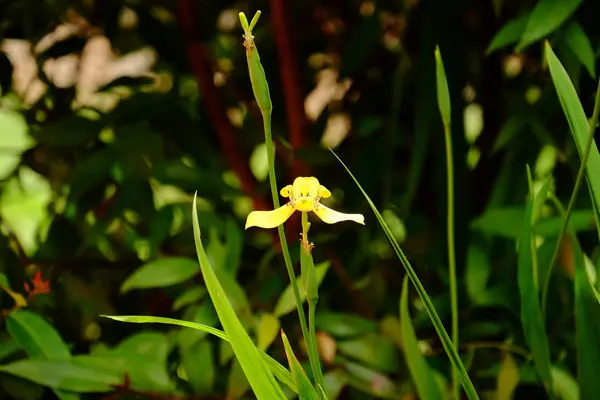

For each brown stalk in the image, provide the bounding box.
[268,0,311,179]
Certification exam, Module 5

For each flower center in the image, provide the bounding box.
[294,196,315,212]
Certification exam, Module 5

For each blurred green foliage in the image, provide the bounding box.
[0,0,600,398]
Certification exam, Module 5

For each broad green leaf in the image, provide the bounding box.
[66,147,115,204]
[32,115,102,147]
[315,312,377,339]
[486,14,529,54]
[552,367,579,400]
[0,167,52,256]
[6,310,78,400]
[323,370,348,400]
[465,245,491,305]
[152,160,240,196]
[332,150,479,400]
[105,332,173,391]
[517,0,583,50]
[471,208,595,238]
[281,331,320,400]
[250,143,269,181]
[571,232,600,399]
[0,339,21,362]
[337,333,399,374]
[546,42,600,237]
[120,257,199,293]
[400,277,444,400]
[102,315,302,392]
[0,357,123,392]
[225,218,244,275]
[191,194,287,399]
[182,340,215,395]
[342,359,399,398]
[6,310,70,360]
[496,354,519,400]
[257,313,280,351]
[274,262,330,317]
[0,374,45,399]
[0,109,34,179]
[177,303,218,351]
[563,21,596,79]
[517,168,552,388]
[172,286,206,311]
[227,358,250,400]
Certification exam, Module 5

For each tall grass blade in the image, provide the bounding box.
[331,150,479,400]
[434,45,459,399]
[542,42,600,312]
[551,199,600,400]
[400,276,445,400]
[518,168,553,391]
[280,330,320,400]
[192,194,286,400]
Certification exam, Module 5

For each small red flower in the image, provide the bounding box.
[24,271,51,297]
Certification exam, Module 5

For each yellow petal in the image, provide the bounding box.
[280,185,293,198]
[245,204,295,229]
[319,185,331,198]
[313,203,365,225]
[292,177,320,198]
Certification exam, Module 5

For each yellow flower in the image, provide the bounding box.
[245,177,365,229]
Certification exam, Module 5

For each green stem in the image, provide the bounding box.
[541,77,600,316]
[308,301,321,386]
[301,212,325,390]
[262,111,314,378]
[443,119,460,400]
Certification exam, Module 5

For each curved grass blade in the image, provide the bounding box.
[549,198,600,400]
[191,194,286,400]
[541,42,600,313]
[434,45,459,400]
[101,315,296,393]
[280,330,320,400]
[571,233,600,400]
[545,42,600,238]
[400,276,444,400]
[518,168,553,391]
[330,150,479,400]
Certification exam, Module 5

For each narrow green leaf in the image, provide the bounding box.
[400,277,444,400]
[102,315,296,392]
[0,357,123,392]
[486,14,529,54]
[434,46,451,127]
[517,0,583,51]
[331,150,479,400]
[192,194,286,400]
[545,42,600,236]
[120,257,199,293]
[280,331,320,400]
[570,232,600,399]
[518,167,552,388]
[563,21,596,79]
